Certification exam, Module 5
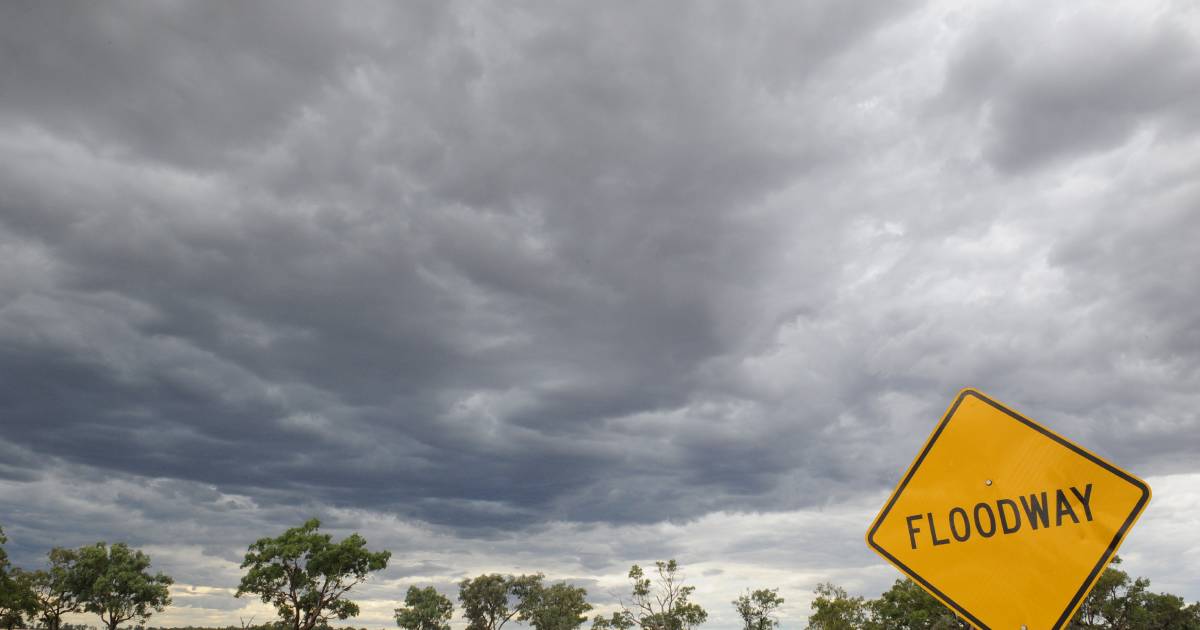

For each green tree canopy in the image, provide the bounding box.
[1069,557,1200,629]
[27,547,84,630]
[593,560,707,630]
[395,586,453,630]
[0,570,36,630]
[236,518,391,630]
[865,579,967,630]
[520,581,592,630]
[0,527,37,630]
[74,542,173,630]
[807,578,972,629]
[458,573,543,630]
[808,557,1200,630]
[733,589,784,630]
[806,583,868,630]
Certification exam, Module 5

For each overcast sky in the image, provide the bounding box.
[2,1,1199,628]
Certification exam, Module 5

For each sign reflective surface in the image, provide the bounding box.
[867,389,1151,630]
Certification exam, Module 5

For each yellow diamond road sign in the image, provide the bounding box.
[866,389,1151,630]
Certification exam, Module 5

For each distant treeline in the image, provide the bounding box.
[2,520,1196,630]
[808,557,1200,629]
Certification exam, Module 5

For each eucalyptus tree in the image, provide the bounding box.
[592,560,707,630]
[521,581,592,630]
[395,586,454,630]
[1068,556,1200,629]
[0,526,34,629]
[74,542,173,630]
[807,562,1200,629]
[733,589,783,630]
[236,518,391,630]
[866,579,968,629]
[458,573,543,630]
[805,582,867,630]
[27,548,83,630]
[0,571,35,630]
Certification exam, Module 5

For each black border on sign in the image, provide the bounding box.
[865,389,1152,630]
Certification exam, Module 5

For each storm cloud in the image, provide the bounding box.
[2,0,1198,627]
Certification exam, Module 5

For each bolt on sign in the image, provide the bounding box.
[866,389,1151,630]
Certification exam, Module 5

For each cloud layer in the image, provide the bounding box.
[2,0,1198,627]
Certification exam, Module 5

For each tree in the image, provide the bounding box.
[806,583,867,630]
[0,569,37,630]
[593,561,706,630]
[1071,557,1146,629]
[590,610,635,630]
[1068,557,1200,630]
[236,518,391,630]
[806,580,966,630]
[0,528,37,630]
[1142,592,1200,630]
[0,527,18,629]
[866,579,967,630]
[395,586,453,630]
[74,542,173,630]
[27,547,84,630]
[733,589,783,630]
[458,573,543,630]
[808,562,1200,630]
[521,581,592,630]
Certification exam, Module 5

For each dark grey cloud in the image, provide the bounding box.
[0,0,402,168]
[2,1,1200,626]
[939,6,1200,172]
[0,0,920,531]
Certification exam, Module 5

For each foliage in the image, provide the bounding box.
[809,557,1200,630]
[590,611,635,630]
[520,581,592,630]
[593,560,707,630]
[806,583,868,630]
[733,589,784,630]
[395,586,453,630]
[28,547,85,630]
[1068,557,1200,630]
[74,542,174,630]
[458,573,543,630]
[0,569,37,630]
[806,579,970,629]
[0,526,30,630]
[236,518,391,630]
[865,579,967,630]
